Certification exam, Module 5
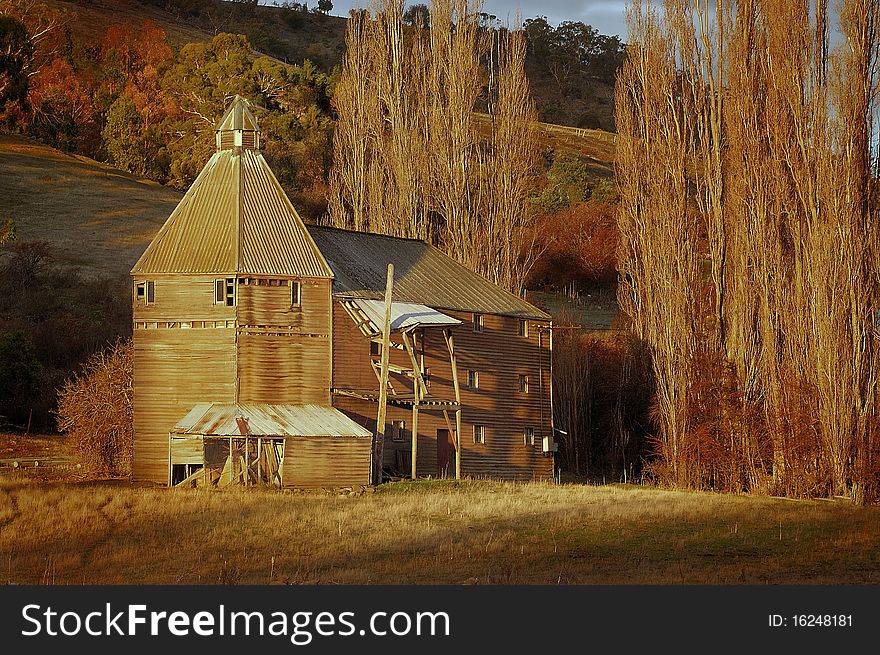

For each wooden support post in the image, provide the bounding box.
[257,437,262,484]
[402,329,424,481]
[444,329,462,480]
[374,263,394,485]
[411,396,419,481]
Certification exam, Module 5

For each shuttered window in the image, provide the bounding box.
[467,370,479,389]
[135,281,155,305]
[391,420,406,443]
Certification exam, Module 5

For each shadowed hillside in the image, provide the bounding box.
[0,133,180,278]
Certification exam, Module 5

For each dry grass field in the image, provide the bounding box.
[0,467,877,585]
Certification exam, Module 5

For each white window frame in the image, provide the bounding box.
[473,424,485,444]
[524,427,535,446]
[473,313,483,332]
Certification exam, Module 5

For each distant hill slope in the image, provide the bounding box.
[0,134,181,279]
[43,0,615,130]
[46,0,347,69]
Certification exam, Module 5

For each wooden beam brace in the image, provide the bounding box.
[401,329,428,398]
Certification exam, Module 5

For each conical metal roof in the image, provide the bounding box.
[131,100,333,278]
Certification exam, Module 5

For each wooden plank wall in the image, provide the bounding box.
[331,302,554,481]
[282,437,372,487]
[133,275,237,483]
[424,310,554,481]
[132,275,335,483]
[237,277,332,405]
[133,328,236,482]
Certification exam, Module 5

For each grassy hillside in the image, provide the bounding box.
[1,474,877,584]
[0,133,180,279]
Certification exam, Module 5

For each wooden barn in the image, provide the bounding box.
[131,96,556,487]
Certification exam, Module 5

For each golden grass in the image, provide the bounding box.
[0,475,876,585]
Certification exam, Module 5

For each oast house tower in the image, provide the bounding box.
[131,96,556,488]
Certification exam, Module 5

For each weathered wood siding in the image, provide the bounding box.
[331,302,554,481]
[428,310,553,481]
[133,275,333,483]
[133,275,237,483]
[282,436,372,487]
[237,277,332,405]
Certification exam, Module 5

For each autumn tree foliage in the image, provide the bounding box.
[56,339,133,477]
[617,0,880,502]
[328,0,541,294]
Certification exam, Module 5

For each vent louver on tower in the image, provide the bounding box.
[215,95,260,152]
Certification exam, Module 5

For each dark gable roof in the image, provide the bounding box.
[306,225,550,320]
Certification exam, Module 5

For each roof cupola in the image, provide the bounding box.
[215,95,260,152]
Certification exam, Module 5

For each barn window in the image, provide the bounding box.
[370,340,381,356]
[225,278,235,306]
[518,374,529,393]
[290,280,301,307]
[473,424,485,444]
[391,420,406,442]
[524,427,535,446]
[215,279,224,304]
[423,367,431,387]
[519,320,528,337]
[135,281,155,305]
[467,370,479,389]
[472,313,483,332]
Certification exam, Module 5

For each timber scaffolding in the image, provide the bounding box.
[334,295,464,480]
[172,435,285,489]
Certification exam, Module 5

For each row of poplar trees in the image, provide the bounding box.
[327,0,540,294]
[616,0,880,502]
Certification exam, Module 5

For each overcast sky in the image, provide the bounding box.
[326,1,630,39]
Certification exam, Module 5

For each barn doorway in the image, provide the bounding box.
[437,428,455,478]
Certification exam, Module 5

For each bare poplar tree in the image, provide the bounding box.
[618,0,880,501]
[327,0,541,293]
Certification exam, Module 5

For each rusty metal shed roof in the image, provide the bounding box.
[172,404,372,438]
[132,100,332,278]
[307,225,551,320]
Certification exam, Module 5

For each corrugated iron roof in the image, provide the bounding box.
[173,403,372,438]
[307,225,551,320]
[132,99,333,278]
[216,95,258,132]
[239,151,331,277]
[346,299,461,335]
